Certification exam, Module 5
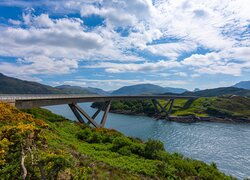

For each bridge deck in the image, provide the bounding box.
[0,94,195,109]
[0,94,197,128]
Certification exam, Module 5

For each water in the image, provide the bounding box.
[45,103,250,179]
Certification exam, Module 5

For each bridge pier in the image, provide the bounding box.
[68,101,111,128]
[151,99,175,116]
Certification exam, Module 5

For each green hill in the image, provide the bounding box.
[233,81,250,90]
[112,83,187,95]
[171,96,250,119]
[0,73,63,94]
[182,87,250,97]
[56,85,109,95]
[55,85,94,94]
[0,102,234,179]
[92,96,250,121]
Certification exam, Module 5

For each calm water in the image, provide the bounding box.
[45,103,250,179]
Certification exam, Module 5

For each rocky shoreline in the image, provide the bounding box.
[107,109,250,124]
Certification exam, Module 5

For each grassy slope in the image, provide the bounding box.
[95,96,250,119]
[170,96,250,119]
[0,73,63,94]
[0,103,235,179]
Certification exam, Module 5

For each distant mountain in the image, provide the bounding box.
[182,87,250,97]
[111,83,187,95]
[194,88,200,92]
[164,87,187,94]
[0,73,63,94]
[55,85,93,94]
[56,85,110,95]
[83,87,110,95]
[233,81,250,90]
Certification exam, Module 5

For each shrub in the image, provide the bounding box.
[111,136,132,152]
[118,146,132,156]
[76,128,93,141]
[88,132,103,143]
[144,139,165,159]
[130,143,144,156]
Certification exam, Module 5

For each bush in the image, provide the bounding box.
[111,137,132,152]
[118,146,132,156]
[130,143,144,156]
[206,107,233,117]
[144,139,165,159]
[76,128,93,141]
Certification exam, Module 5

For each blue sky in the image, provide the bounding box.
[0,0,249,90]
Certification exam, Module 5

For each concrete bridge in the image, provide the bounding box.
[0,94,195,128]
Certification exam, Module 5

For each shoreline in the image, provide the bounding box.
[105,109,250,124]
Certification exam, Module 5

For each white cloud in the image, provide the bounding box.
[0,0,249,80]
[146,41,197,59]
[84,60,181,73]
[0,56,78,76]
[8,19,22,25]
[181,47,250,76]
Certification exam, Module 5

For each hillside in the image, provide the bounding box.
[0,74,100,95]
[171,96,250,120]
[0,102,234,179]
[112,84,187,95]
[56,85,94,94]
[182,87,250,97]
[233,81,250,90]
[92,96,250,122]
[0,73,63,94]
[56,85,110,95]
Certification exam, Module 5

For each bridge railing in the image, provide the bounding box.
[0,94,97,101]
[0,94,197,101]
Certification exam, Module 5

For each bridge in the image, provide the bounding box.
[0,94,195,128]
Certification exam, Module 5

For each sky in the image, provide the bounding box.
[0,0,249,91]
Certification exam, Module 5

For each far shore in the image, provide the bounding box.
[99,108,250,124]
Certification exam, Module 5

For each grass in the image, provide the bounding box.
[0,103,236,179]
[155,96,250,119]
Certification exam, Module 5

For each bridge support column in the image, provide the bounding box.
[68,101,111,128]
[151,99,175,116]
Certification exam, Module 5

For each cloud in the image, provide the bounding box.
[84,60,181,73]
[0,0,249,82]
[146,41,197,59]
[0,56,78,76]
[182,47,250,76]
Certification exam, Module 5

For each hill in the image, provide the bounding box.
[92,96,250,122]
[112,83,187,95]
[0,73,63,94]
[182,87,250,97]
[55,85,93,94]
[0,102,234,179]
[56,85,110,95]
[84,87,110,95]
[233,81,250,90]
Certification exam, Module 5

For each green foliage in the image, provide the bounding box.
[0,73,63,94]
[111,136,132,151]
[92,100,156,116]
[0,104,235,179]
[144,139,165,159]
[94,97,250,120]
[23,108,66,122]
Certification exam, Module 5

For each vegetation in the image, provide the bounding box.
[112,84,187,95]
[0,73,63,94]
[0,102,235,179]
[92,96,250,120]
[182,87,250,97]
[92,100,156,116]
